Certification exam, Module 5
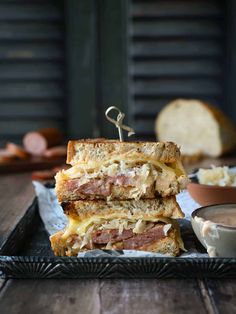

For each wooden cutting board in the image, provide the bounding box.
[0,157,66,173]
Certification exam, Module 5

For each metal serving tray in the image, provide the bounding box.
[0,198,236,279]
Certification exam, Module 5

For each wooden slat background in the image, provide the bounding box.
[0,0,65,147]
[128,0,225,140]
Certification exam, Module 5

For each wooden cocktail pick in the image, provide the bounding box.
[105,106,135,141]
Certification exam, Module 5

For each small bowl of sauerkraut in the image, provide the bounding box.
[187,166,236,206]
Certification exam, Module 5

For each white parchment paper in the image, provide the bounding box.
[33,181,207,258]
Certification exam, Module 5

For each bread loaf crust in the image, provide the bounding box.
[156,99,236,157]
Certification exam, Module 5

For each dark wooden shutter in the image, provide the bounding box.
[0,0,65,146]
[128,0,225,140]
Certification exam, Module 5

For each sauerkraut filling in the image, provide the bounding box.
[61,161,159,181]
[59,216,185,256]
[56,159,188,199]
[64,220,172,253]
[197,166,236,186]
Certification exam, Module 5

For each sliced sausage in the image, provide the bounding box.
[66,175,132,197]
[91,224,167,249]
[92,229,134,244]
[123,224,165,249]
[23,128,63,156]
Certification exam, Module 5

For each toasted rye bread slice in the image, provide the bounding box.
[61,197,184,220]
[66,139,181,166]
[50,228,181,257]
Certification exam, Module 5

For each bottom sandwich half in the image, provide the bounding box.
[50,198,185,257]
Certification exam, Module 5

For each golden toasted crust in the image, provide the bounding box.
[50,231,66,256]
[50,229,181,257]
[66,139,181,165]
[61,197,184,220]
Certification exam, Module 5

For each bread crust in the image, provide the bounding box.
[66,139,181,165]
[156,99,236,157]
[61,197,184,220]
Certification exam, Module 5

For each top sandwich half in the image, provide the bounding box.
[55,139,188,202]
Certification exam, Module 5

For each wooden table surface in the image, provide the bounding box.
[0,161,236,314]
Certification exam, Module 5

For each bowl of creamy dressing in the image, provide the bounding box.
[191,204,236,257]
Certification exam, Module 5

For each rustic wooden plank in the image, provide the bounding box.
[0,174,35,250]
[132,98,221,119]
[128,1,225,128]
[98,0,128,138]
[225,0,236,124]
[0,279,100,314]
[131,40,222,58]
[0,279,209,314]
[133,78,222,97]
[0,82,63,100]
[0,43,63,60]
[0,120,62,136]
[66,0,96,138]
[133,98,221,117]
[0,62,63,80]
[130,20,223,38]
[0,279,6,291]
[0,22,63,41]
[0,1,65,145]
[132,119,155,136]
[131,60,222,77]
[205,280,236,314]
[0,4,62,21]
[131,1,221,18]
[132,98,171,118]
[100,279,208,314]
[0,101,64,118]
[197,279,215,314]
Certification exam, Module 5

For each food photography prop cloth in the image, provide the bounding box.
[33,181,206,258]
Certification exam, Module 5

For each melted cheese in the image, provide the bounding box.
[59,151,186,180]
[62,215,186,252]
[62,214,172,239]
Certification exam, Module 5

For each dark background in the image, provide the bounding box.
[0,0,235,145]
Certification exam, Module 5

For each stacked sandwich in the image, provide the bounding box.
[50,139,188,256]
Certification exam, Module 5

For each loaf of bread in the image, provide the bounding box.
[155,99,236,158]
